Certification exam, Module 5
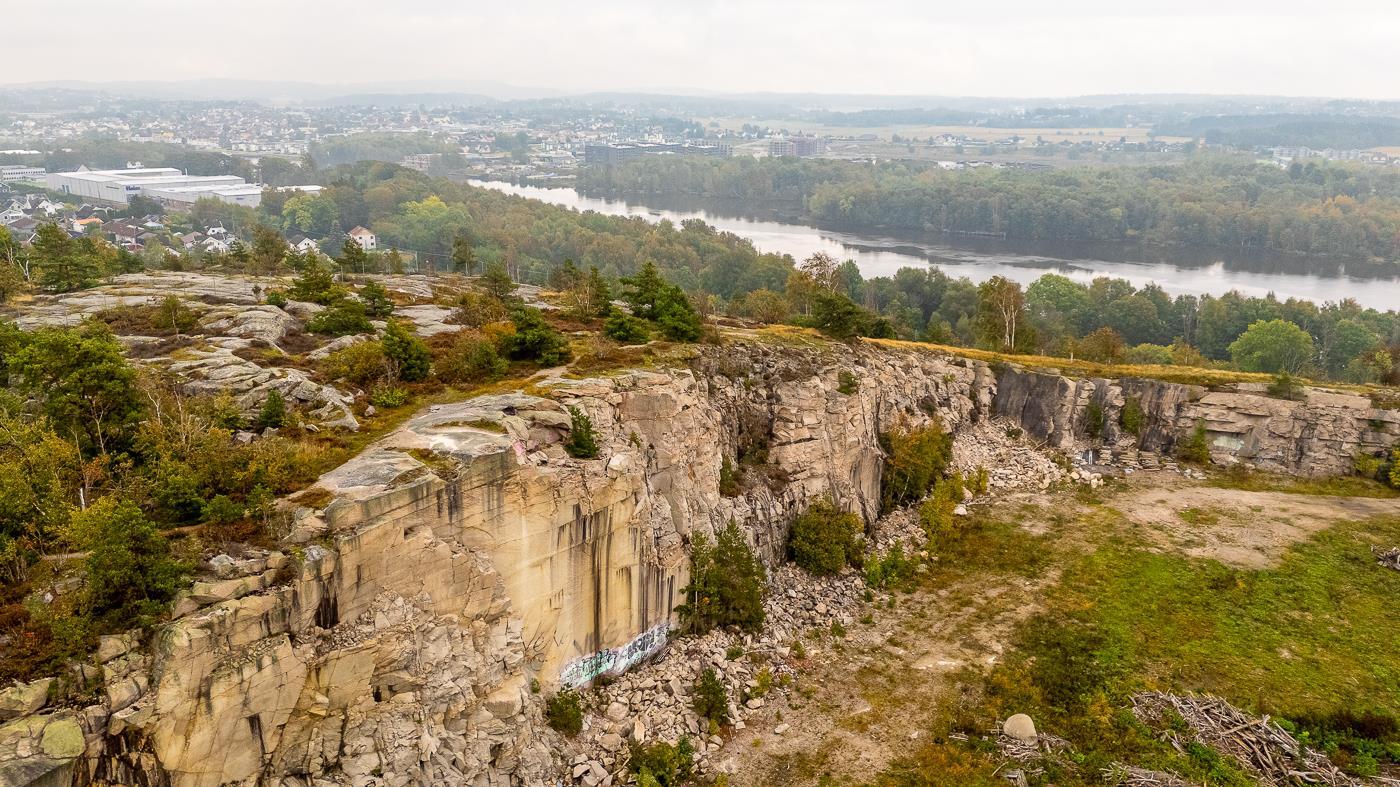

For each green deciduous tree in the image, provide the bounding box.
[1228,319,1316,373]
[0,407,80,546]
[7,322,144,455]
[790,497,864,576]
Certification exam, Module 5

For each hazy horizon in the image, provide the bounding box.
[7,0,1400,101]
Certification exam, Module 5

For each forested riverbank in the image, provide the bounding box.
[578,155,1400,264]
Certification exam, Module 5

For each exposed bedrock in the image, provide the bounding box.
[4,340,1396,786]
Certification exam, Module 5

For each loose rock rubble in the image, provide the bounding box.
[560,508,928,784]
[952,418,1069,492]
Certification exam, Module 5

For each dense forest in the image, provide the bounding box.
[578,156,1400,263]
[1154,114,1400,150]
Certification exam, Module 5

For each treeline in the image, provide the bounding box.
[1155,114,1400,150]
[810,260,1400,383]
[579,156,1400,263]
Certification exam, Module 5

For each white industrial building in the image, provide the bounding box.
[44,167,321,207]
[46,167,245,204]
[0,165,46,183]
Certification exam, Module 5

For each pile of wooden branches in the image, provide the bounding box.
[1100,764,1191,786]
[1131,692,1361,786]
[1374,546,1400,572]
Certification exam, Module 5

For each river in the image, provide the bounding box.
[470,180,1400,311]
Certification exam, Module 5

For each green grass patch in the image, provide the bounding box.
[879,507,1400,785]
[1207,466,1400,499]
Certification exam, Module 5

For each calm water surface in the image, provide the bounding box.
[471,180,1400,311]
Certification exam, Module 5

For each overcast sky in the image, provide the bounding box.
[7,0,1399,99]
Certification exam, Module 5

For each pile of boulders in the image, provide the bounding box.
[952,418,1068,492]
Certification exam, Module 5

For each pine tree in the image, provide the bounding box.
[32,223,99,293]
[382,319,431,382]
[451,234,477,275]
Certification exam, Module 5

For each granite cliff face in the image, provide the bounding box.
[993,366,1399,475]
[2,340,1396,787]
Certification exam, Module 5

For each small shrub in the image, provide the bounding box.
[499,306,571,366]
[1120,395,1146,437]
[919,474,965,544]
[880,421,953,512]
[864,542,912,589]
[830,620,847,638]
[789,497,863,576]
[692,668,729,725]
[1177,420,1213,465]
[255,390,288,430]
[369,385,410,409]
[1353,453,1382,480]
[358,281,394,318]
[545,688,583,736]
[321,340,390,387]
[752,667,773,698]
[265,290,288,309]
[837,370,859,395]
[718,455,739,497]
[434,331,508,385]
[970,466,989,495]
[307,299,372,336]
[628,737,695,787]
[1267,372,1308,402]
[1004,425,1023,439]
[202,495,243,526]
[563,406,600,459]
[1084,401,1105,441]
[725,644,744,661]
[602,309,651,343]
[676,520,765,634]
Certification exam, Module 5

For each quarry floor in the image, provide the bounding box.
[718,470,1400,785]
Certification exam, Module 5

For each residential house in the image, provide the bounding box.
[202,236,231,254]
[348,225,377,251]
[6,217,39,244]
[287,234,320,253]
[180,231,206,249]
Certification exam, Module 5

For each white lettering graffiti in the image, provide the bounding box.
[559,623,669,687]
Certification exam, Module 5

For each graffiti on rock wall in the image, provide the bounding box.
[559,622,669,687]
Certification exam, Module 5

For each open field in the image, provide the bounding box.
[722,471,1400,785]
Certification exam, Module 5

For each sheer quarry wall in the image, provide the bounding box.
[993,367,1399,475]
[3,342,1396,787]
